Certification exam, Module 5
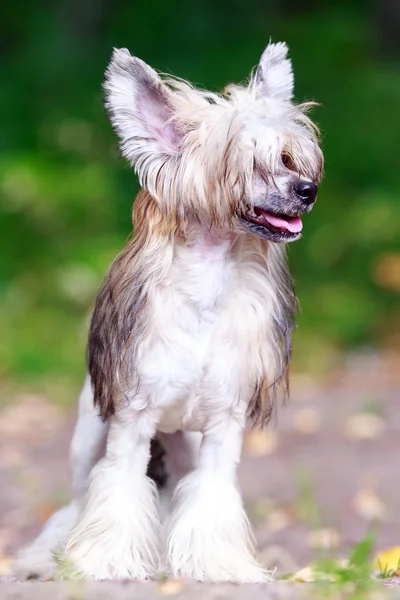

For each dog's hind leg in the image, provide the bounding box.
[69,376,108,500]
[13,375,108,581]
[157,431,201,523]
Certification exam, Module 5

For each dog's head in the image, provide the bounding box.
[104,42,323,243]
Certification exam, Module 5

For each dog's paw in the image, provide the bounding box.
[166,471,272,583]
[12,501,80,581]
[13,548,57,582]
[167,552,271,583]
[55,537,158,581]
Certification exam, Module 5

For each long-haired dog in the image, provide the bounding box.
[14,41,323,583]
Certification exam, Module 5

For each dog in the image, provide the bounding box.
[13,41,323,583]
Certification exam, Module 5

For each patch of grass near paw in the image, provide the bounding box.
[374,550,400,580]
[53,552,84,581]
[284,529,398,599]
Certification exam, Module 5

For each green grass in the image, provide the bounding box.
[280,467,397,598]
[279,530,397,599]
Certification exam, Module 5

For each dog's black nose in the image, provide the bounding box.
[293,181,318,205]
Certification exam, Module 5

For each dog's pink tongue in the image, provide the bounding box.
[262,211,303,233]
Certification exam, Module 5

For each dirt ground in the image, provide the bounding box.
[0,350,399,579]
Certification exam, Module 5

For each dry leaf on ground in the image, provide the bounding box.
[291,565,335,583]
[373,547,400,574]
[266,509,292,532]
[353,488,387,520]
[0,396,64,443]
[293,408,321,435]
[34,502,60,523]
[308,527,340,550]
[0,557,12,576]
[291,559,349,583]
[158,579,186,595]
[243,430,278,456]
[344,413,384,441]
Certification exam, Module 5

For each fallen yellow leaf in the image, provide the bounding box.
[158,579,186,595]
[35,503,58,523]
[266,509,292,532]
[0,396,64,443]
[308,527,340,550]
[344,413,384,441]
[373,547,400,573]
[243,429,278,456]
[353,488,387,521]
[291,565,335,583]
[291,566,316,582]
[293,408,321,435]
[0,557,12,576]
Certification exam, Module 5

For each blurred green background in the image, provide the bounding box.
[1,0,399,400]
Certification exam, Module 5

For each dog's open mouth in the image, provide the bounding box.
[242,207,303,236]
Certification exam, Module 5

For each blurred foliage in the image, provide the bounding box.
[0,0,399,391]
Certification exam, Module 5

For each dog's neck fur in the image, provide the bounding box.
[171,225,236,310]
[89,191,297,425]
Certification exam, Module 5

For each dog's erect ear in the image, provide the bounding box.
[252,41,294,102]
[104,48,180,163]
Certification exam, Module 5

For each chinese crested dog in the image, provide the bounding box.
[14,41,323,583]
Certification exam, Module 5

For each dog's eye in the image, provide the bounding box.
[281,152,295,171]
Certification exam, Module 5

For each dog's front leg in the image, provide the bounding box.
[166,418,270,583]
[56,407,160,580]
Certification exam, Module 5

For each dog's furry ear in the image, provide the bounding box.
[104,48,180,163]
[252,42,294,102]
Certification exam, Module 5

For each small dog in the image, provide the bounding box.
[14,41,323,583]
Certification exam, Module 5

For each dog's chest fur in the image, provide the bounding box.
[134,228,280,432]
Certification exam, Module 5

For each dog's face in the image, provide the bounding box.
[105,43,323,243]
[239,172,318,243]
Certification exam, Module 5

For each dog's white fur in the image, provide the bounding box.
[13,41,323,583]
[13,380,201,581]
